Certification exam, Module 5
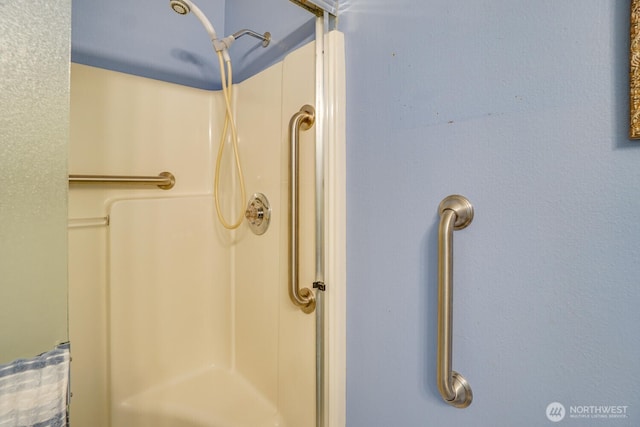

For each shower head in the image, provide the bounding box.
[170,0,190,15]
[169,0,218,42]
[169,0,270,59]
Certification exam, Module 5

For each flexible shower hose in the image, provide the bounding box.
[214,50,246,229]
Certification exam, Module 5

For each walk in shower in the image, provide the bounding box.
[67,5,345,426]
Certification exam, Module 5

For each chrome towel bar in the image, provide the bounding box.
[68,171,175,190]
[288,105,316,314]
[437,195,473,408]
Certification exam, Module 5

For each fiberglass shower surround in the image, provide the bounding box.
[171,0,271,229]
[68,2,346,425]
[68,38,324,426]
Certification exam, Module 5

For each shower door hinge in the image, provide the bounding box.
[313,281,326,291]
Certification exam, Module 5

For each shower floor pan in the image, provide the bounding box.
[115,366,285,427]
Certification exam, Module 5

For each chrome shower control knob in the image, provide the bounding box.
[245,193,271,235]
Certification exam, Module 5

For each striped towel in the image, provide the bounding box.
[0,343,70,427]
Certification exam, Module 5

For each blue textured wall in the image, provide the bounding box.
[224,0,314,83]
[71,0,311,89]
[72,0,225,89]
[342,1,640,426]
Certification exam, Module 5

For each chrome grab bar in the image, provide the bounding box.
[69,171,175,190]
[289,105,316,314]
[437,195,473,408]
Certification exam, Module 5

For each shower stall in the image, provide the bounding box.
[68,17,345,427]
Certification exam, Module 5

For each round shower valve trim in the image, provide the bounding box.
[245,193,271,235]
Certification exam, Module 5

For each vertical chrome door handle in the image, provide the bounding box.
[437,195,473,408]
